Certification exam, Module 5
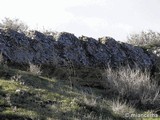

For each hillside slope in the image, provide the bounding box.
[0,65,128,120]
[0,65,160,120]
[0,28,160,120]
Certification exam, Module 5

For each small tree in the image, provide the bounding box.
[1,18,28,32]
[127,30,160,46]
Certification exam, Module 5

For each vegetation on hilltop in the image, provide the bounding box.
[0,18,160,120]
[0,18,28,33]
[127,30,160,47]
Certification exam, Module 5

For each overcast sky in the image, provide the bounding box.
[0,0,160,41]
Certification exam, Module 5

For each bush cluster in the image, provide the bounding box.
[0,18,28,32]
[102,66,160,109]
[127,30,160,46]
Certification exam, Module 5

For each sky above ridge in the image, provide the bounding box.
[0,0,160,41]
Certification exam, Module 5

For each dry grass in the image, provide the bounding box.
[111,98,135,116]
[102,66,160,108]
[29,63,42,75]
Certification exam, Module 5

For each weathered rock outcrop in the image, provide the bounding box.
[0,28,155,69]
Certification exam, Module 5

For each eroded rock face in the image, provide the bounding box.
[0,28,155,69]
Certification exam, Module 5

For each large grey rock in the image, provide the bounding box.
[0,28,155,70]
